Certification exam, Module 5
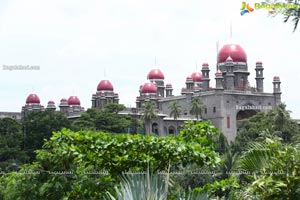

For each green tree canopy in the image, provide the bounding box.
[23,110,71,161]
[72,107,131,133]
[0,121,220,199]
[0,118,28,168]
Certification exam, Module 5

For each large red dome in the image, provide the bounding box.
[68,96,80,105]
[147,69,164,80]
[141,83,157,93]
[191,72,203,82]
[97,80,114,91]
[218,44,247,63]
[26,94,40,104]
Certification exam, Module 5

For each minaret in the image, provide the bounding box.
[185,76,194,91]
[224,56,234,90]
[273,76,281,105]
[215,70,224,90]
[165,83,173,97]
[46,101,56,111]
[255,61,264,92]
[59,98,69,115]
[201,63,210,91]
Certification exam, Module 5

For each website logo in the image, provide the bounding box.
[240,2,254,16]
[240,1,299,16]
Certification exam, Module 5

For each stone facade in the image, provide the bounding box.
[1,43,283,141]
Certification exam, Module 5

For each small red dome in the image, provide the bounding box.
[202,63,209,67]
[191,72,203,82]
[273,76,280,81]
[215,70,223,75]
[166,83,172,87]
[147,69,164,80]
[141,83,157,93]
[226,56,233,62]
[218,44,247,63]
[256,61,263,65]
[68,96,80,105]
[60,98,68,102]
[48,100,55,104]
[97,80,114,91]
[26,94,40,104]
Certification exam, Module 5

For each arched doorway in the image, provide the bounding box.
[236,110,258,121]
[168,126,175,135]
[152,123,159,135]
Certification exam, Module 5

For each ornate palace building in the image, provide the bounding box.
[1,43,282,141]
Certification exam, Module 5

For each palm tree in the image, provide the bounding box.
[168,101,182,134]
[189,97,204,121]
[141,101,158,135]
[273,103,291,131]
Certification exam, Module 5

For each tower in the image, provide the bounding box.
[92,80,119,110]
[215,70,224,90]
[224,56,234,90]
[273,76,281,105]
[46,101,56,111]
[201,63,210,91]
[185,76,194,91]
[59,98,69,115]
[147,69,165,97]
[165,83,173,97]
[255,61,264,92]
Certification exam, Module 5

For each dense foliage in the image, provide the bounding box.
[0,121,220,199]
[1,102,300,199]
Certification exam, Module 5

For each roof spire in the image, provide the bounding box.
[154,56,157,66]
[230,21,233,39]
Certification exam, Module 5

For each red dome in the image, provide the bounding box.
[48,100,55,104]
[147,69,164,80]
[218,44,247,63]
[26,94,40,104]
[273,76,280,81]
[68,96,80,105]
[97,80,114,91]
[141,83,157,93]
[202,63,209,67]
[60,98,68,102]
[191,72,203,82]
[215,70,223,75]
[256,61,263,65]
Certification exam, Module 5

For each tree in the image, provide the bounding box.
[141,102,158,135]
[189,97,203,120]
[0,121,221,199]
[265,0,300,32]
[72,108,131,133]
[104,103,126,114]
[273,103,290,129]
[168,101,182,134]
[22,110,71,161]
[232,103,299,153]
[237,138,300,199]
[0,118,28,169]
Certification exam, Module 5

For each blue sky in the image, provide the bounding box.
[0,0,299,118]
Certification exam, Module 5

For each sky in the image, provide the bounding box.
[0,0,299,118]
